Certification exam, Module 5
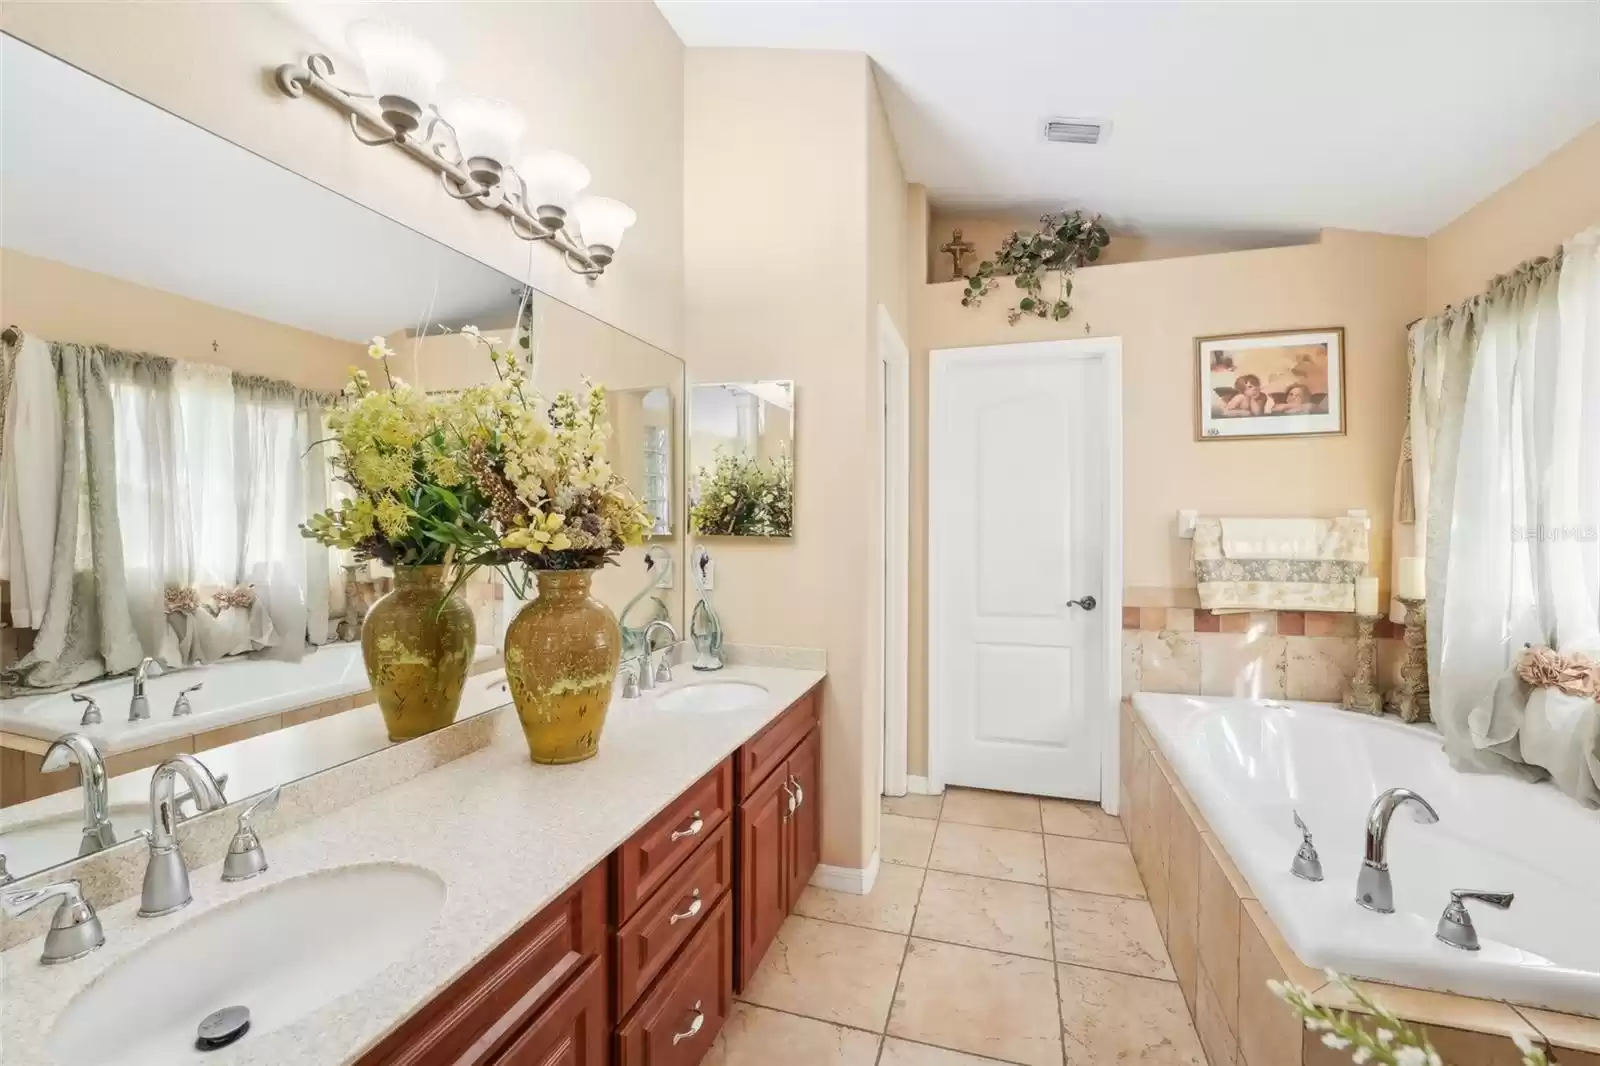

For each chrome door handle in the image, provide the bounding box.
[669,888,703,925]
[1066,595,1097,611]
[788,774,804,809]
[672,1002,705,1046]
[670,811,704,843]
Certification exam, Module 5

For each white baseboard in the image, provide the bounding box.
[906,775,943,796]
[810,850,880,896]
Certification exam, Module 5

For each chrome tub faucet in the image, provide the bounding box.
[41,733,117,857]
[128,656,158,721]
[1356,787,1439,914]
[139,754,226,917]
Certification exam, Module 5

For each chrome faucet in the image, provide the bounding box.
[640,620,679,691]
[1436,889,1514,951]
[3,879,105,964]
[139,754,226,917]
[128,657,158,721]
[41,733,117,857]
[1355,788,1439,913]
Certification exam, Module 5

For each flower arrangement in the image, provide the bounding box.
[690,450,793,537]
[1272,972,1549,1066]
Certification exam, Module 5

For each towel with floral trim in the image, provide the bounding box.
[1192,517,1368,612]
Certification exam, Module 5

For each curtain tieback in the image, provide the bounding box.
[1516,645,1600,701]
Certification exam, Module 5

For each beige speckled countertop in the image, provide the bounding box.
[0,663,824,1066]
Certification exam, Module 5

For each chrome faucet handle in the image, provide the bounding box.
[222,787,281,882]
[653,653,673,686]
[621,665,642,700]
[70,693,103,726]
[172,682,204,717]
[3,879,105,964]
[1290,810,1323,882]
[1436,889,1514,952]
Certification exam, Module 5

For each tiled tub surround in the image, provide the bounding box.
[1,661,825,1064]
[1122,697,1600,1066]
[1121,603,1408,704]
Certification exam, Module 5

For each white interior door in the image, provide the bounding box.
[931,341,1108,800]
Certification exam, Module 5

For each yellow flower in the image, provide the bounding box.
[368,336,395,361]
[375,495,411,539]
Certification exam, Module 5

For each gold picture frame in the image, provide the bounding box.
[1194,326,1347,441]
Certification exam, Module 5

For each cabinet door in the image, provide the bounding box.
[488,957,609,1066]
[735,764,789,992]
[615,892,734,1066]
[784,728,821,908]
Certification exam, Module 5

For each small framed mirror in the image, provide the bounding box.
[689,381,795,538]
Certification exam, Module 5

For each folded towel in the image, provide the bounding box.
[1193,517,1368,612]
[1219,518,1325,560]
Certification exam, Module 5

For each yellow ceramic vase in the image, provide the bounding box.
[361,564,475,742]
[505,569,621,764]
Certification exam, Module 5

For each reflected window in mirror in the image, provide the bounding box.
[689,381,795,538]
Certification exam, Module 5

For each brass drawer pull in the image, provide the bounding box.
[669,889,703,925]
[672,1002,705,1046]
[670,811,704,843]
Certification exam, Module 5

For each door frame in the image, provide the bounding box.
[927,337,1123,811]
[879,306,912,798]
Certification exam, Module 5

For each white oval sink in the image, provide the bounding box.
[655,681,769,714]
[49,862,445,1066]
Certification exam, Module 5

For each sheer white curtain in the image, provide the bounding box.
[1417,226,1600,806]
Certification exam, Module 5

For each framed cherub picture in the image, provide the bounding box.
[1195,327,1345,441]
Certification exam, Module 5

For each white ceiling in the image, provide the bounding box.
[1,34,518,343]
[657,1,1600,238]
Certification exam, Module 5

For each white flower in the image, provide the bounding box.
[1513,1033,1538,1054]
[461,324,481,339]
[1322,1033,1352,1050]
[1394,1048,1430,1066]
[1376,1028,1395,1046]
[367,336,394,361]
[1353,1049,1372,1064]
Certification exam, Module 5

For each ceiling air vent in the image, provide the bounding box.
[1043,118,1105,145]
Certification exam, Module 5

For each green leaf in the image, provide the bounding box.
[1019,297,1035,311]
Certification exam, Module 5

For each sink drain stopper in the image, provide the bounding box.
[196,1005,251,1051]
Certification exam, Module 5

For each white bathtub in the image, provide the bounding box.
[0,642,499,756]
[1133,692,1600,1017]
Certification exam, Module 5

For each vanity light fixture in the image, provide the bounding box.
[274,30,635,278]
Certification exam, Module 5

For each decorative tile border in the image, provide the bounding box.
[1121,699,1600,1065]
[1122,602,1403,640]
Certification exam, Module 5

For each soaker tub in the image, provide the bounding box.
[1133,692,1599,1017]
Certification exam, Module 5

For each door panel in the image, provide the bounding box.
[932,345,1106,800]
[784,728,820,908]
[735,765,788,992]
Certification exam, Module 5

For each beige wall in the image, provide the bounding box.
[925,211,1312,284]
[1424,122,1600,310]
[685,49,886,869]
[2,1,685,356]
[1,249,359,390]
[906,221,1427,774]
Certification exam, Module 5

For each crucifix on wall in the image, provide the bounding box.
[939,228,975,278]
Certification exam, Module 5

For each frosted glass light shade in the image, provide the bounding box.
[445,95,524,187]
[517,151,591,228]
[346,20,444,135]
[573,196,636,265]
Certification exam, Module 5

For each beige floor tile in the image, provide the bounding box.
[739,915,907,1031]
[884,793,945,820]
[1050,889,1174,979]
[912,870,1053,960]
[1039,798,1126,842]
[878,1037,1013,1065]
[795,863,926,934]
[1044,835,1147,898]
[940,788,1042,831]
[703,1003,882,1066]
[889,939,1064,1066]
[1058,964,1207,1065]
[929,822,1047,885]
[883,813,938,867]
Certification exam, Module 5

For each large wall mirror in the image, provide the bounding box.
[0,35,684,882]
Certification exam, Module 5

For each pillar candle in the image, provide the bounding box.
[1355,576,1380,616]
[1398,557,1425,600]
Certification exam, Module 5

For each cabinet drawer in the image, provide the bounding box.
[357,864,607,1066]
[615,817,732,1017]
[617,892,734,1066]
[737,688,819,800]
[488,957,609,1066]
[616,760,734,923]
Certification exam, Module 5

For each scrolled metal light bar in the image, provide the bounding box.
[274,55,605,278]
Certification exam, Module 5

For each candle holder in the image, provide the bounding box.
[1396,596,1430,724]
[1343,614,1383,715]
